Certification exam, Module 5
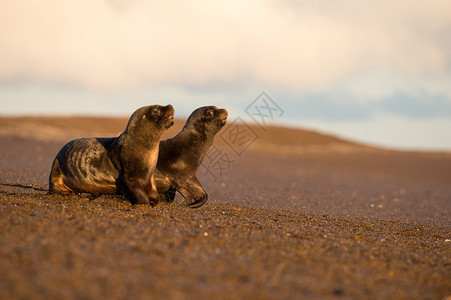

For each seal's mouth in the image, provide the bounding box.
[161,104,175,128]
[165,105,175,120]
[165,115,174,127]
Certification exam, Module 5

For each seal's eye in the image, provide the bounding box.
[206,109,214,118]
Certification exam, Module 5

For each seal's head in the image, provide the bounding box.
[152,104,175,130]
[184,106,228,135]
[127,104,175,133]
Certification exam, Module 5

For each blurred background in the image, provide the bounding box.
[1,0,450,151]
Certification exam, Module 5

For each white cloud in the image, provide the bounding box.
[0,0,450,95]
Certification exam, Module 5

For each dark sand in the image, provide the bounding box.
[0,117,450,299]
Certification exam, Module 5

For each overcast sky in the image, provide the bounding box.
[1,0,450,150]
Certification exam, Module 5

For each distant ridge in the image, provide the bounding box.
[0,116,422,155]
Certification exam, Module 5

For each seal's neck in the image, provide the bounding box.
[122,125,162,148]
[181,126,213,145]
[176,128,214,163]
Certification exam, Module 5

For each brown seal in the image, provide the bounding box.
[155,106,228,208]
[49,104,175,206]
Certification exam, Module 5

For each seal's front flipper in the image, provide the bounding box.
[178,176,208,208]
[187,193,208,208]
[124,178,152,206]
[143,175,160,206]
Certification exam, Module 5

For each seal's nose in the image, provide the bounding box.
[165,105,175,118]
[219,108,228,119]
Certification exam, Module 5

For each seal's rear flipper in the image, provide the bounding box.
[48,159,72,195]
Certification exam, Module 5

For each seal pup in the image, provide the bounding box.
[49,104,175,206]
[155,106,228,208]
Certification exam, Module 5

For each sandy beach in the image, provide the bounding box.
[0,116,450,299]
